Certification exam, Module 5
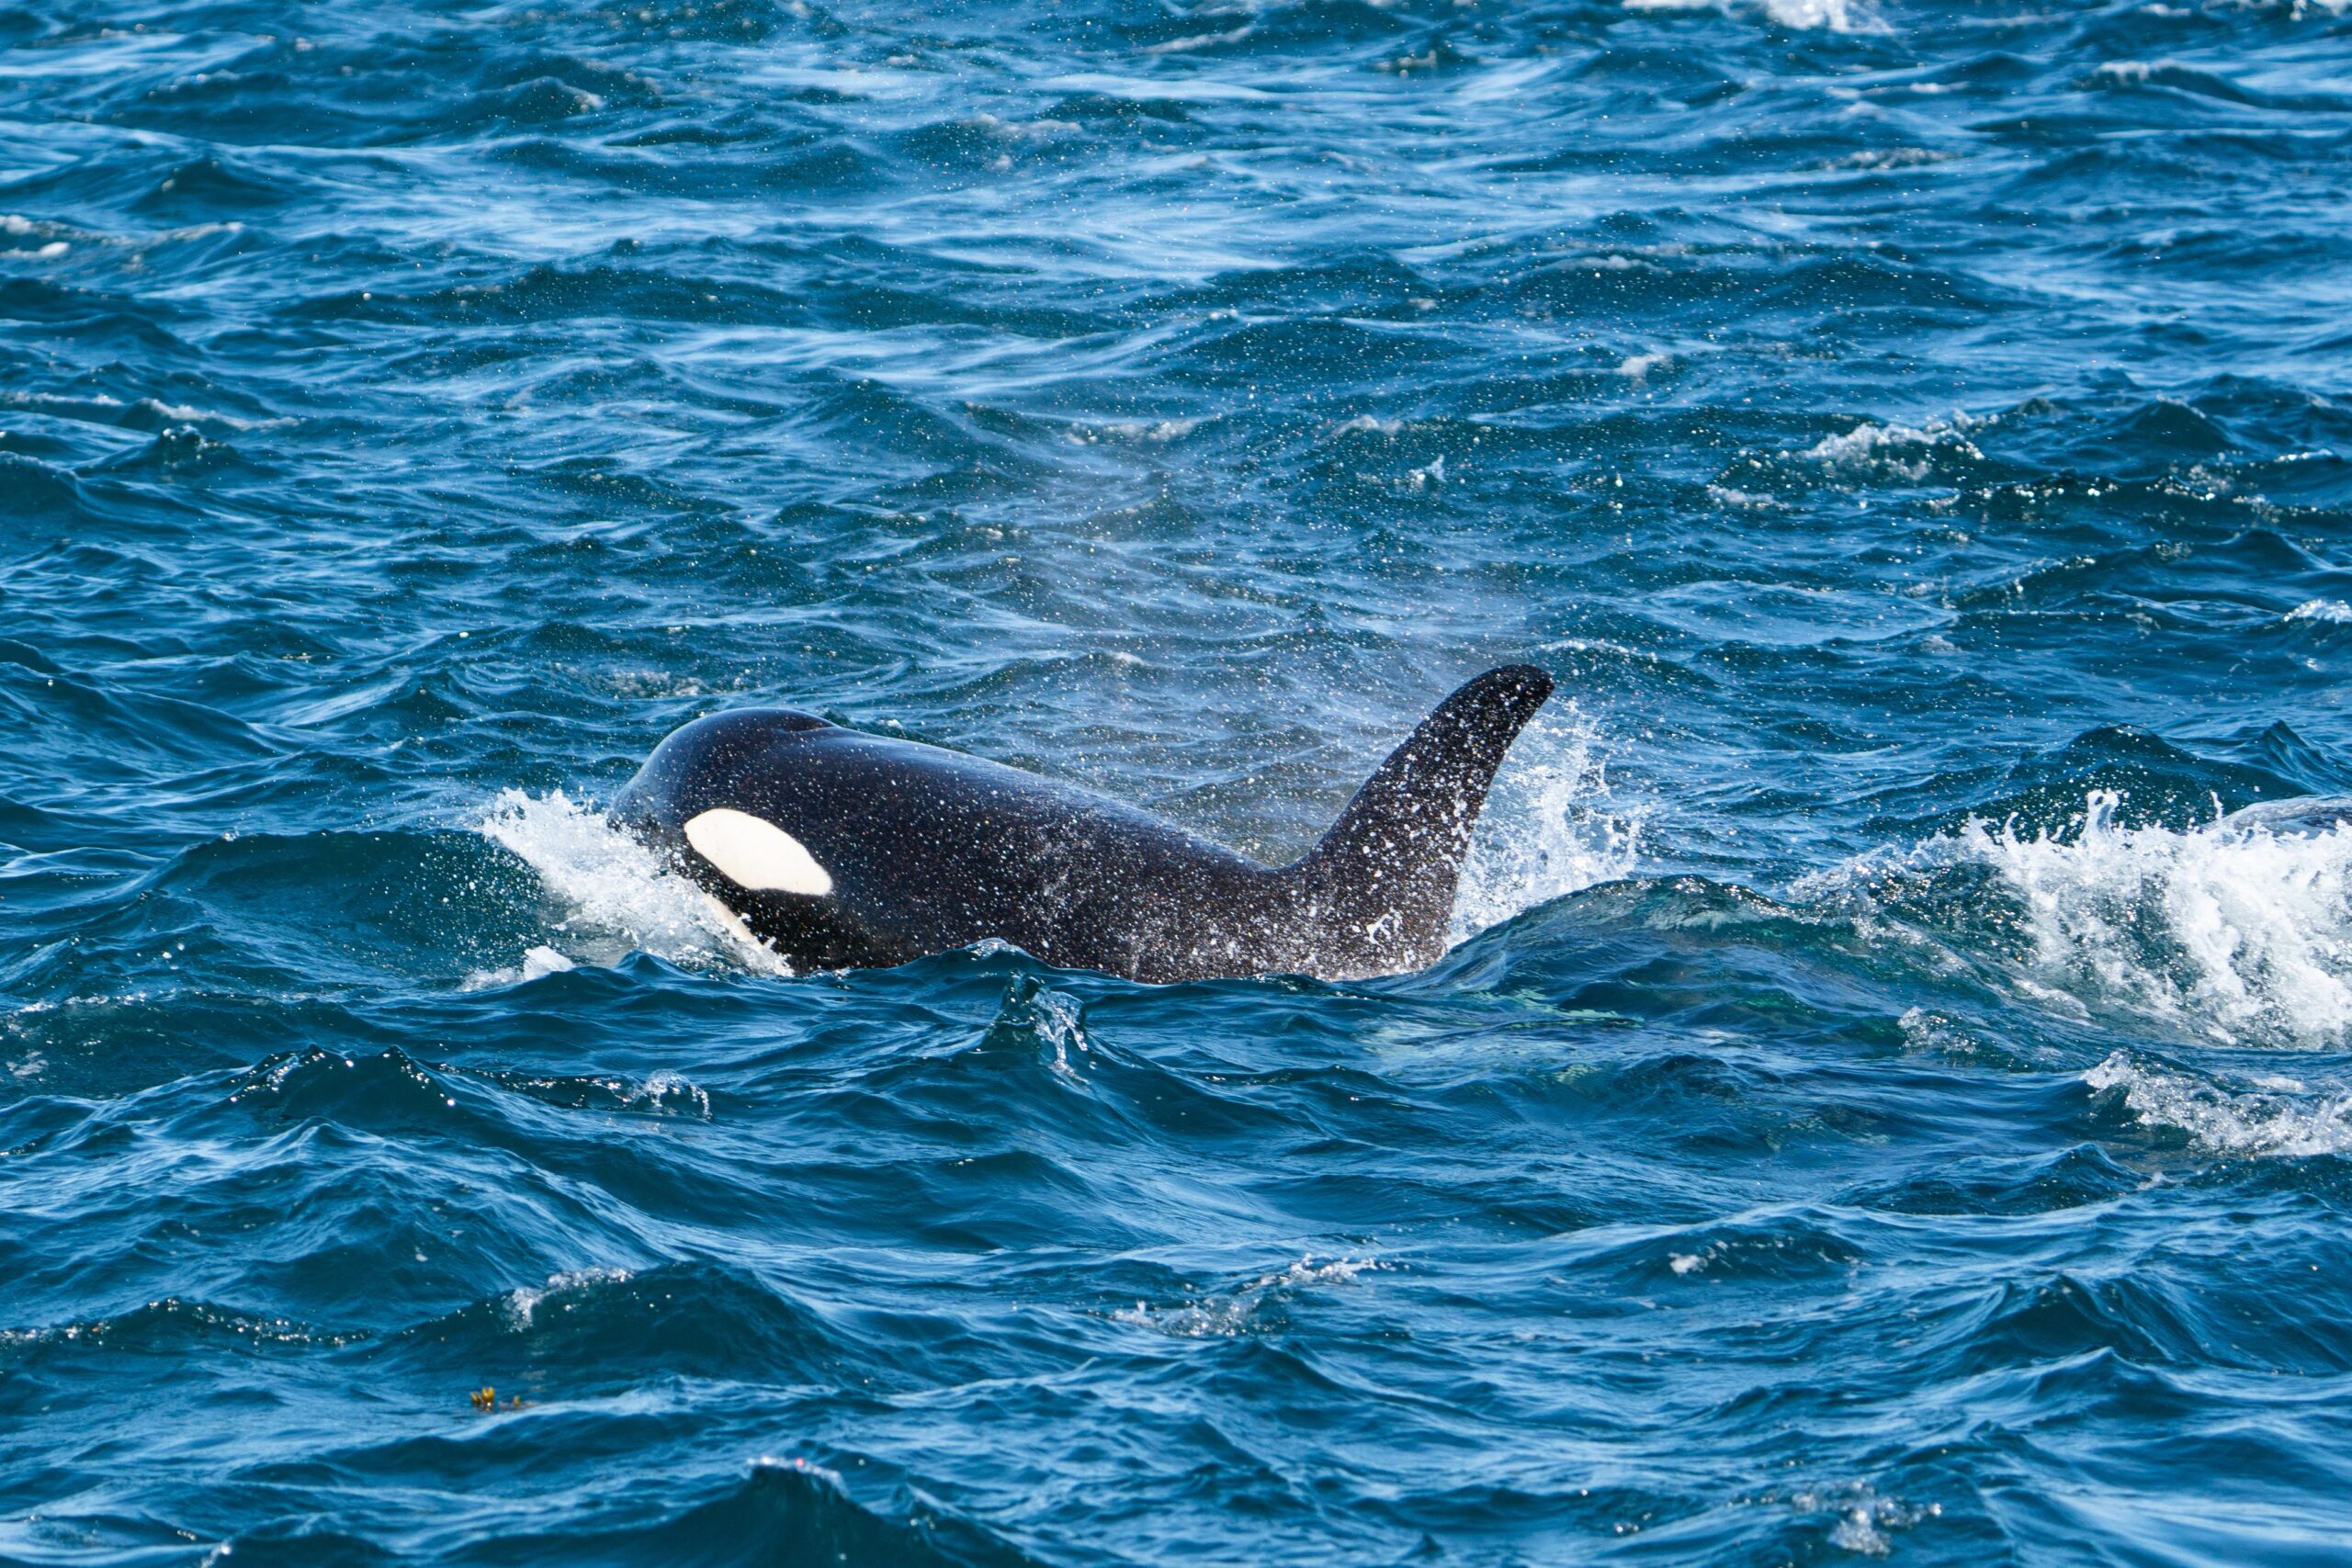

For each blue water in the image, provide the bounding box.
[6,0,2352,1560]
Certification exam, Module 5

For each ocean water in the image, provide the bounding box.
[5,0,2352,1560]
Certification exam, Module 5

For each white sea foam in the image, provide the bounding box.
[966,112,1079,141]
[1618,351,1670,385]
[1801,417,1982,480]
[1817,147,1951,172]
[131,397,287,431]
[519,943,577,979]
[1451,716,1643,944]
[1759,0,1878,29]
[1911,791,2352,1046]
[749,1454,848,1486]
[461,943,578,990]
[1089,416,1199,442]
[1143,25,1253,55]
[626,1067,712,1116]
[1623,0,1883,31]
[476,789,788,976]
[503,1265,633,1330]
[0,389,286,432]
[1808,421,1926,464]
[1788,1482,1939,1555]
[2086,1052,2352,1156]
[1114,1256,1378,1338]
[2285,599,2352,624]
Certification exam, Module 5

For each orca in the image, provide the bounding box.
[610,664,1553,983]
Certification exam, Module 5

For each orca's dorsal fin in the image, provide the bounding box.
[1290,664,1554,964]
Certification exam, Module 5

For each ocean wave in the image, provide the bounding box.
[1960,792,2352,1047]
[2086,1052,2352,1156]
[456,1458,1035,1568]
[1827,790,2352,1047]
[9,0,2352,1555]
[1113,1254,1380,1337]
[1623,0,1885,32]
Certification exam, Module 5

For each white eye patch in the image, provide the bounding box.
[684,808,834,897]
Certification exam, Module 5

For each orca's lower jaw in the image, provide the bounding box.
[727,889,910,973]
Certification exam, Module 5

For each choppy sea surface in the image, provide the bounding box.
[6,0,2352,1561]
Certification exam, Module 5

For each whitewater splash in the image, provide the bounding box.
[503,1266,636,1331]
[1451,713,1643,946]
[1622,0,1884,34]
[476,789,789,977]
[1843,790,2352,1048]
[2086,1052,2352,1158]
[1114,1256,1382,1338]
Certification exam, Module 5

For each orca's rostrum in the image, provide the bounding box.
[611,665,1553,982]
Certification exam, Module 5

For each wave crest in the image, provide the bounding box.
[1833,791,2352,1047]
[2087,1052,2352,1157]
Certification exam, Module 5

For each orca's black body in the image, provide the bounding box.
[611,665,1553,983]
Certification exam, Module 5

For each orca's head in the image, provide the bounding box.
[610,707,835,840]
[606,705,854,909]
[701,706,831,738]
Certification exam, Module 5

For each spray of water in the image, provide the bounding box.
[2086,1051,2352,1157]
[1951,791,2352,1047]
[1451,713,1644,945]
[476,789,788,976]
